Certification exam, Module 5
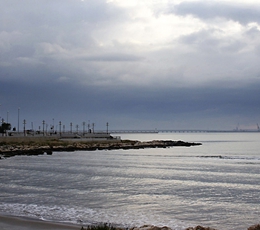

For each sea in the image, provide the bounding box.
[0,132,259,230]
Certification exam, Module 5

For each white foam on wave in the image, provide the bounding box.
[0,203,187,230]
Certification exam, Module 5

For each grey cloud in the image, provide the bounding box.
[178,28,248,54]
[179,29,221,49]
[244,25,260,40]
[2,76,260,130]
[82,53,143,62]
[0,0,127,60]
[172,1,260,24]
[1,0,124,29]
[0,0,134,87]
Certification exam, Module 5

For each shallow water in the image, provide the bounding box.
[0,132,260,230]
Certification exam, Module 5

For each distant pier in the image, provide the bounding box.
[110,129,260,133]
[110,130,159,134]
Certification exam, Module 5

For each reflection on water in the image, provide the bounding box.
[0,132,260,230]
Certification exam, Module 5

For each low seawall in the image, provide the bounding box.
[0,136,57,143]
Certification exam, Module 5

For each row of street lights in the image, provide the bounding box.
[21,119,109,136]
[1,107,110,136]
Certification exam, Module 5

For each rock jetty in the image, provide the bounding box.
[129,224,260,230]
[82,224,260,230]
[126,225,216,230]
[185,226,217,230]
[0,138,201,159]
[130,225,217,230]
[130,225,172,230]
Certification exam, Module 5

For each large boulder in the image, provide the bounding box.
[248,224,260,230]
[185,226,217,230]
[131,225,172,230]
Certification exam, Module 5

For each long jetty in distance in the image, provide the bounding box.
[110,129,260,133]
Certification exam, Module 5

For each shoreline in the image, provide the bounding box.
[0,214,81,230]
[0,214,259,230]
[0,138,201,159]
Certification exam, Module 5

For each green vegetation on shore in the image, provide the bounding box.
[81,223,117,230]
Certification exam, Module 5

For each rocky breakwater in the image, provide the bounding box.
[0,139,201,159]
[137,224,260,230]
[0,144,53,158]
[83,224,260,230]
[130,225,218,230]
[106,224,260,230]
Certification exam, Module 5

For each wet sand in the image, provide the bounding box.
[0,215,81,230]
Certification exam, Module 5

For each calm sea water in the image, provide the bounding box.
[0,132,260,230]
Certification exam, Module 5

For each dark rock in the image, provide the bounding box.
[46,150,53,155]
[131,225,172,230]
[248,224,260,230]
[185,226,218,230]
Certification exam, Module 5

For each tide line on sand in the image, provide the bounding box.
[0,215,81,230]
[0,215,260,230]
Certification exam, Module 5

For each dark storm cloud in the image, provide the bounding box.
[173,1,260,24]
[2,75,260,130]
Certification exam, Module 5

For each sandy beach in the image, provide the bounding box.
[0,215,81,230]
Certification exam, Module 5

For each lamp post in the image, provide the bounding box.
[31,122,34,135]
[88,121,90,133]
[1,118,4,136]
[18,107,20,133]
[70,122,72,133]
[59,121,62,136]
[42,120,45,136]
[92,123,95,133]
[23,119,26,136]
[83,122,86,136]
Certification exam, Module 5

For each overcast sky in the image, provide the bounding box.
[1,0,260,131]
